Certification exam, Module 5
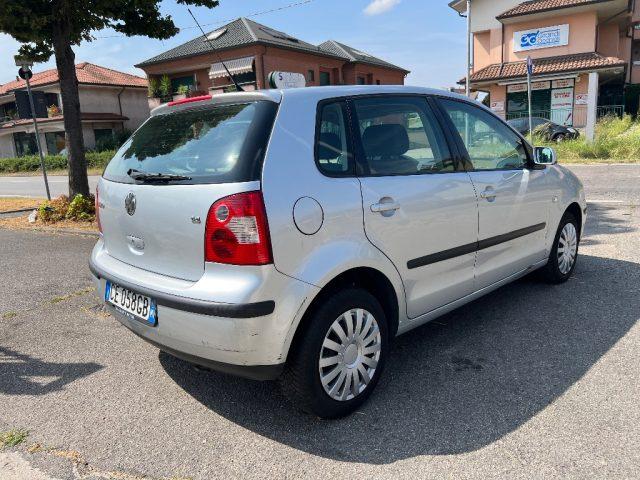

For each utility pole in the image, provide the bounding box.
[526,56,534,143]
[15,57,51,200]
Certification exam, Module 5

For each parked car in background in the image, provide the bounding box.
[508,117,579,142]
[90,86,586,418]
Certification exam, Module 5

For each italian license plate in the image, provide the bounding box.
[105,281,157,326]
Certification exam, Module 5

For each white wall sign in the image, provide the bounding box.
[552,78,575,89]
[514,24,570,52]
[575,93,589,105]
[490,101,504,112]
[268,71,306,89]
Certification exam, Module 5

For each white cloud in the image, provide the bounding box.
[364,0,401,16]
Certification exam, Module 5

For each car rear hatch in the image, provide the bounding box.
[97,93,279,282]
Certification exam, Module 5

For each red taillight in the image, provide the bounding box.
[205,191,272,265]
[167,95,212,107]
[95,185,102,233]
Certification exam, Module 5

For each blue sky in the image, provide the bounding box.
[0,0,467,88]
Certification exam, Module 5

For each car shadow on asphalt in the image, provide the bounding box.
[581,203,635,247]
[159,252,639,463]
[0,346,103,395]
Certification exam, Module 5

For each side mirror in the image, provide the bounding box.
[533,146,557,165]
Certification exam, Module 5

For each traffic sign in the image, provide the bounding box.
[18,66,33,81]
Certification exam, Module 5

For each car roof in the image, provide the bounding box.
[151,85,481,117]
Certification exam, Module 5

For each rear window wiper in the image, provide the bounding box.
[127,169,192,183]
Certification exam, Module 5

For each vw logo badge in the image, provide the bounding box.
[124,192,136,216]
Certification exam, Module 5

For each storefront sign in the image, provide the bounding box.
[552,78,574,89]
[507,81,550,93]
[268,71,306,89]
[551,88,574,109]
[514,24,569,52]
[490,101,504,112]
[575,94,589,105]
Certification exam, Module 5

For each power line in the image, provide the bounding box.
[94,0,315,39]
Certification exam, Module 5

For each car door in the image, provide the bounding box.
[352,95,479,318]
[437,98,551,289]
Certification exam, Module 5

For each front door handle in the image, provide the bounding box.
[480,188,497,201]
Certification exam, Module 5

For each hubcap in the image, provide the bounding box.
[318,308,382,402]
[557,222,578,274]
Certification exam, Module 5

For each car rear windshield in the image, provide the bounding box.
[103,100,278,184]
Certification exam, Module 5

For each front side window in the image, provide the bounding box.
[315,101,352,176]
[353,96,453,176]
[439,98,528,171]
[103,101,277,184]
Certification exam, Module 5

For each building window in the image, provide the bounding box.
[45,93,59,109]
[357,76,366,85]
[94,128,114,151]
[376,80,381,85]
[13,132,38,157]
[45,132,66,155]
[319,71,331,86]
[0,102,17,122]
[307,69,315,82]
[170,75,195,94]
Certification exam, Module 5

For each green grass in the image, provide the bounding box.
[0,429,29,448]
[536,115,640,163]
[0,150,114,174]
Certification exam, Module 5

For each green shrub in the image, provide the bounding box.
[148,77,160,98]
[159,74,171,99]
[0,150,115,173]
[66,193,95,221]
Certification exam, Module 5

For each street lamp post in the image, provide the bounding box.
[14,57,51,200]
[466,0,472,97]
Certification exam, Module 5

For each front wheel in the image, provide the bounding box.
[540,212,579,283]
[280,288,389,418]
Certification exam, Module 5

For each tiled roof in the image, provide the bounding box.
[136,17,408,72]
[0,112,128,129]
[497,0,614,20]
[0,63,147,95]
[317,40,409,72]
[466,52,625,83]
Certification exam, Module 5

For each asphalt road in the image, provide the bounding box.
[0,165,639,479]
[0,175,100,199]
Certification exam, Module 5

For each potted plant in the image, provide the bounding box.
[172,84,189,101]
[147,77,162,110]
[159,74,172,102]
[47,104,61,118]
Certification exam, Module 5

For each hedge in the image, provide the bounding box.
[0,150,115,174]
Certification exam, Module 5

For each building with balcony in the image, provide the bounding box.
[136,17,409,101]
[449,0,640,130]
[0,63,149,157]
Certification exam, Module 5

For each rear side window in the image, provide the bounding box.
[315,101,353,176]
[352,96,453,176]
[103,101,277,184]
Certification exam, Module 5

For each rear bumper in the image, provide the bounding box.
[90,240,318,380]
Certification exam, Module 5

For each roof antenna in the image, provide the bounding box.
[188,8,244,92]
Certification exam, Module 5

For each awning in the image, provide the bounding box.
[209,56,255,79]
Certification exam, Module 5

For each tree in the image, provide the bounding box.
[0,0,219,197]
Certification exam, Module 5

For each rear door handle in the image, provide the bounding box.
[371,202,401,213]
[480,188,497,200]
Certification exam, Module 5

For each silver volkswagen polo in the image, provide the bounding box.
[90,86,586,418]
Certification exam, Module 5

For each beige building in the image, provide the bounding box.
[0,63,148,157]
[449,0,640,131]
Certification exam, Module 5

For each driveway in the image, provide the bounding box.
[0,165,638,479]
[0,175,100,198]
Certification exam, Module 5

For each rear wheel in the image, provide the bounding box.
[280,288,389,418]
[554,133,566,142]
[540,212,579,283]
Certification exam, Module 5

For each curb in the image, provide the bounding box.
[28,227,100,237]
[0,207,35,215]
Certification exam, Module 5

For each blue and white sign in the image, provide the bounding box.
[514,24,569,52]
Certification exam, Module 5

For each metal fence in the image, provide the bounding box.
[504,105,625,128]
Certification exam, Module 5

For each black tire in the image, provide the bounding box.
[540,212,579,283]
[279,288,390,419]
[554,133,566,142]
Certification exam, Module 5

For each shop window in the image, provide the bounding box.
[319,71,331,86]
[13,132,38,157]
[45,132,66,155]
[307,70,315,82]
[357,76,366,85]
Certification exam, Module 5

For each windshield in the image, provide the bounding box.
[103,100,277,184]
